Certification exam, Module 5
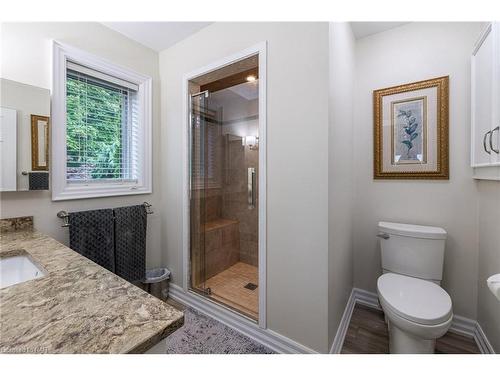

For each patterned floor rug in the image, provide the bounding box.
[164,307,274,354]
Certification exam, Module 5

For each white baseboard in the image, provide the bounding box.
[330,288,380,353]
[474,321,495,354]
[329,287,495,354]
[168,283,318,354]
[439,306,495,354]
[351,288,380,309]
[330,289,357,353]
[450,314,478,338]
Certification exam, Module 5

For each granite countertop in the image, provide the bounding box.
[0,222,183,354]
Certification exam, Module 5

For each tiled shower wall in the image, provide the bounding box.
[191,134,259,285]
[190,134,259,286]
[191,90,260,283]
[221,138,259,266]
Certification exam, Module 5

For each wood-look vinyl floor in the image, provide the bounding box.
[203,262,259,320]
[341,304,481,354]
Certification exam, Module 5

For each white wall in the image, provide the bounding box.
[328,22,355,348]
[3,21,494,353]
[476,180,500,352]
[159,22,330,352]
[353,22,484,319]
[0,22,163,267]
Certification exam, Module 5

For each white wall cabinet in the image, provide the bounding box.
[471,22,500,180]
[0,107,17,191]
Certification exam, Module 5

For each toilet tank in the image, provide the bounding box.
[378,222,447,282]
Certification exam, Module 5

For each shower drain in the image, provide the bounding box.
[244,283,258,290]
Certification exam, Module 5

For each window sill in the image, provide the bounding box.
[52,184,152,201]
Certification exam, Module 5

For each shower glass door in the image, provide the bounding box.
[188,54,260,321]
[189,91,210,296]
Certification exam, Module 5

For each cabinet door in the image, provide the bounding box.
[491,23,500,164]
[0,107,17,191]
[472,23,494,167]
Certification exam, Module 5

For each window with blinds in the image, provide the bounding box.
[65,62,139,184]
[52,42,152,200]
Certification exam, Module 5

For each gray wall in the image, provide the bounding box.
[353,22,484,319]
[477,180,500,352]
[0,22,163,268]
[328,22,355,348]
[159,22,330,352]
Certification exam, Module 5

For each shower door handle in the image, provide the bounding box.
[490,126,499,154]
[484,131,492,154]
[248,167,256,209]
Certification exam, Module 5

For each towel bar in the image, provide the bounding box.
[57,202,154,227]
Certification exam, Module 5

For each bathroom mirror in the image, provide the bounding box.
[0,78,51,191]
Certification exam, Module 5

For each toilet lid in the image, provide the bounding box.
[377,273,452,325]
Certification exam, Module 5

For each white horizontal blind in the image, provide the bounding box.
[67,61,139,91]
[66,67,139,184]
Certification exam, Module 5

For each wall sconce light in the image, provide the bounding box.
[242,135,259,150]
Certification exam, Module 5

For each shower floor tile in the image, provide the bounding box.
[203,262,258,320]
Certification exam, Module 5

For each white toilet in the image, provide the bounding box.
[376,221,453,354]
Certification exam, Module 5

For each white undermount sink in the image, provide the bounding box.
[0,255,47,288]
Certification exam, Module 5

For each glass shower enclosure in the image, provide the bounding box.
[188,55,260,320]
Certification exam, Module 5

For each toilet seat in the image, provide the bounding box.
[377,273,452,325]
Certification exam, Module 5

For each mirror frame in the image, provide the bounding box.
[30,114,50,171]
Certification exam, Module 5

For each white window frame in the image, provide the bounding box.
[51,41,152,201]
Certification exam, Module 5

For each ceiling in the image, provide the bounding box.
[101,22,409,52]
[350,22,409,39]
[101,22,212,52]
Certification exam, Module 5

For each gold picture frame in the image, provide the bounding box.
[31,114,50,171]
[373,76,449,179]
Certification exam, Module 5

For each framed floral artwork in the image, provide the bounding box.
[373,76,449,179]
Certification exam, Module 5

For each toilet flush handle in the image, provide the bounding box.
[377,233,390,240]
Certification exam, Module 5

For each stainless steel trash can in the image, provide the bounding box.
[143,268,171,301]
